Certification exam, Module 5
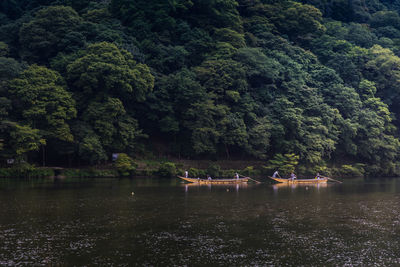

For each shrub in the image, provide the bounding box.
[0,164,54,178]
[28,168,55,178]
[90,169,118,177]
[338,164,365,177]
[221,169,236,178]
[188,167,199,177]
[158,162,177,178]
[0,168,16,177]
[265,153,299,176]
[206,163,221,177]
[114,153,137,176]
[63,169,81,177]
[241,166,261,177]
[307,163,332,177]
[188,167,206,178]
[363,164,380,177]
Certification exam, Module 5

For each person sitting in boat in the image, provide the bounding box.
[207,175,212,180]
[315,173,320,179]
[185,170,188,178]
[235,173,239,179]
[290,172,296,180]
[272,170,279,178]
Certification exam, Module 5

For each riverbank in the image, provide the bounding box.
[0,159,368,178]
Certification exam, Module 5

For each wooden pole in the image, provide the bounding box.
[323,176,343,183]
[248,177,262,183]
[238,173,262,183]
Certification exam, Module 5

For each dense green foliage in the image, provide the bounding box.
[114,152,136,176]
[158,162,177,178]
[2,0,400,175]
[266,153,300,175]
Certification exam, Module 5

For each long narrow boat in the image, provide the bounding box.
[269,176,328,184]
[178,176,249,184]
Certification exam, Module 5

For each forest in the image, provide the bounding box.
[2,0,400,176]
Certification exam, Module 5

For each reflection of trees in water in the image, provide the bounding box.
[183,182,251,193]
[272,183,329,191]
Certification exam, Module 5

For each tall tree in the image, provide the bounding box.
[19,5,83,63]
[67,42,154,105]
[8,65,76,164]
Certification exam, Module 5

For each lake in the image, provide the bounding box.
[1,177,400,266]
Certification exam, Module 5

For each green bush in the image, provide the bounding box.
[158,162,177,178]
[241,166,261,177]
[206,163,221,177]
[188,167,206,178]
[63,169,81,177]
[91,169,118,177]
[28,168,55,178]
[221,169,236,178]
[114,153,137,176]
[0,168,16,177]
[363,164,380,177]
[188,167,199,177]
[176,168,184,177]
[307,163,333,177]
[0,165,54,178]
[265,153,299,176]
[378,162,400,177]
[338,164,365,177]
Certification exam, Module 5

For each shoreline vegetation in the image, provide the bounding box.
[0,158,369,179]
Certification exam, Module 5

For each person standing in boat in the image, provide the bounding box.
[290,172,296,180]
[185,170,188,178]
[235,173,239,179]
[272,170,279,178]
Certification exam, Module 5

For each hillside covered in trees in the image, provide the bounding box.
[2,0,400,175]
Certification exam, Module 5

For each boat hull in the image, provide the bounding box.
[269,177,328,184]
[178,176,249,184]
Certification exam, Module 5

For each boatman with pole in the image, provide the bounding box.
[185,170,188,178]
[272,170,279,178]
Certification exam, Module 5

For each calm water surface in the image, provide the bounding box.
[1,177,400,266]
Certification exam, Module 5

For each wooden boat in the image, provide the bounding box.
[269,176,328,184]
[178,176,249,184]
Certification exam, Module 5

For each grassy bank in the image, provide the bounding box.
[0,164,118,178]
[0,159,370,179]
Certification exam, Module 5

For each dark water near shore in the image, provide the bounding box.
[1,177,400,266]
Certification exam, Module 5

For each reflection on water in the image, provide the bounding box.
[1,177,400,265]
[183,182,252,193]
[272,182,329,190]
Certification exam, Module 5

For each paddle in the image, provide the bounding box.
[322,176,342,183]
[238,173,262,183]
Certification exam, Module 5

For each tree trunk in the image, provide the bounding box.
[225,144,230,160]
[42,145,45,167]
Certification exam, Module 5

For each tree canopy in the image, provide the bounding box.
[2,0,400,175]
